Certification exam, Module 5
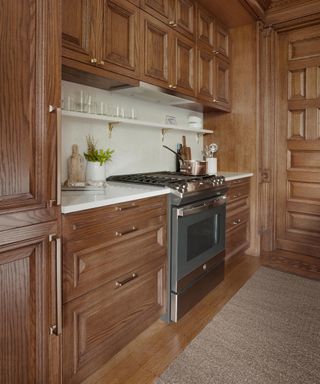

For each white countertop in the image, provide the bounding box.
[220,171,253,181]
[61,182,171,213]
[61,172,253,214]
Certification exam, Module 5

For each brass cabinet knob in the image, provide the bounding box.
[212,98,217,103]
[169,20,177,27]
[99,60,105,65]
[90,58,97,64]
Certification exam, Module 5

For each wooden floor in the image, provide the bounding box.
[83,254,261,384]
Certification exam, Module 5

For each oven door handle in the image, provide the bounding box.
[176,196,226,217]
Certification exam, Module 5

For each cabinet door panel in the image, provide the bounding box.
[173,33,195,96]
[62,0,98,64]
[140,0,171,23]
[63,261,166,384]
[197,48,214,101]
[216,23,229,59]
[0,0,58,215]
[141,12,170,87]
[215,56,230,109]
[100,0,139,78]
[0,235,55,384]
[197,5,215,49]
[175,0,195,38]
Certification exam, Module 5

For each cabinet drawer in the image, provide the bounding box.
[226,182,250,204]
[62,260,166,384]
[226,208,249,232]
[62,195,167,242]
[63,224,166,302]
[226,221,249,259]
[226,177,250,188]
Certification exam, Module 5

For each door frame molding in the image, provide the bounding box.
[259,15,320,258]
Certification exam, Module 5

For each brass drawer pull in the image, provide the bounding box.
[115,273,138,288]
[232,219,241,225]
[115,226,137,237]
[115,203,138,212]
[233,193,241,198]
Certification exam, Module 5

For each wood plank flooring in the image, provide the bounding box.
[82,254,261,384]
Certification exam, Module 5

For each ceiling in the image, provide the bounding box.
[197,0,273,27]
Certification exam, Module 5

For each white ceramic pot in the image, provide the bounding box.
[85,161,106,183]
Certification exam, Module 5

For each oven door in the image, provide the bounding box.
[171,196,226,292]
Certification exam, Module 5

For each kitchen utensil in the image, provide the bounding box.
[209,143,219,155]
[162,146,206,175]
[181,135,191,160]
[180,160,207,176]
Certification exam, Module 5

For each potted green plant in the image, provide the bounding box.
[84,135,114,184]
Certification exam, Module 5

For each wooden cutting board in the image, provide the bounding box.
[181,135,191,160]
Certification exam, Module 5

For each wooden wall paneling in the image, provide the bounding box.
[266,0,320,29]
[204,23,260,256]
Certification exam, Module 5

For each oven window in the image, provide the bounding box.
[187,214,219,261]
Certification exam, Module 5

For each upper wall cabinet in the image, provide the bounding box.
[140,0,195,39]
[140,11,195,96]
[216,22,230,60]
[197,4,215,49]
[62,0,140,85]
[99,0,140,78]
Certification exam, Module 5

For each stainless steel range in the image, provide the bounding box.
[107,172,228,322]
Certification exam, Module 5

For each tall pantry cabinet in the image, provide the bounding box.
[0,1,61,383]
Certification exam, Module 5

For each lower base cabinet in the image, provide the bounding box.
[225,178,250,260]
[62,196,167,383]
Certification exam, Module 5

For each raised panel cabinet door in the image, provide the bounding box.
[140,12,171,88]
[197,4,215,49]
[62,0,99,65]
[140,0,172,24]
[172,32,196,96]
[100,0,139,78]
[0,0,60,217]
[215,23,230,59]
[196,47,215,102]
[214,56,230,111]
[276,24,320,259]
[0,228,59,384]
[63,260,166,383]
[174,0,195,39]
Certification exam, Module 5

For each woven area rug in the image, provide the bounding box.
[156,267,320,384]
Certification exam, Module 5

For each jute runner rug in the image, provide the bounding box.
[157,267,320,384]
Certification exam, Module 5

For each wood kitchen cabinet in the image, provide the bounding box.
[140,11,196,96]
[62,196,167,383]
[0,0,61,383]
[140,0,195,38]
[197,4,215,49]
[197,47,230,110]
[62,0,140,86]
[225,178,250,260]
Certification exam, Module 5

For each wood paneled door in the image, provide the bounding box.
[0,0,61,382]
[276,24,320,259]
